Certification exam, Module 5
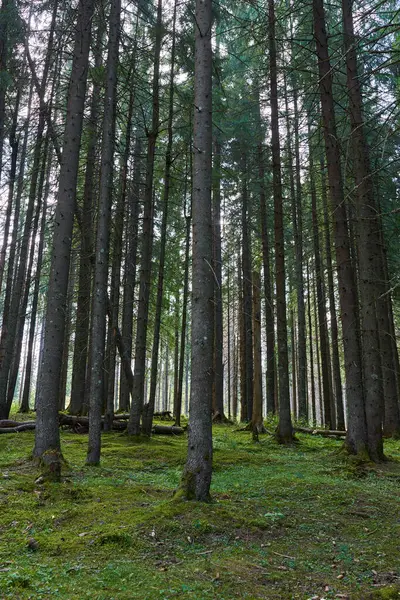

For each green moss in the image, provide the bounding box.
[0,427,399,598]
[378,586,400,599]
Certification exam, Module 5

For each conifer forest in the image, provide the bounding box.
[0,0,400,598]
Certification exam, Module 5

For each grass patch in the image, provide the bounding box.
[0,424,399,598]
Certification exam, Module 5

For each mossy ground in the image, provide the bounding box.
[0,420,400,599]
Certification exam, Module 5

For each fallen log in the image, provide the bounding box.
[113,411,173,421]
[0,419,36,428]
[59,414,126,431]
[294,426,346,437]
[152,425,184,435]
[0,423,36,433]
[0,415,184,436]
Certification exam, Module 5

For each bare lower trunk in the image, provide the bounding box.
[212,136,224,420]
[69,24,103,415]
[252,272,265,439]
[306,262,317,424]
[313,0,367,456]
[175,214,191,427]
[58,251,77,411]
[308,122,334,428]
[258,139,275,417]
[284,75,306,421]
[269,0,293,443]
[128,0,162,436]
[119,137,142,412]
[20,148,50,413]
[342,0,384,460]
[320,158,345,430]
[241,164,253,422]
[34,0,95,479]
[178,0,213,502]
[144,0,177,436]
[87,0,120,465]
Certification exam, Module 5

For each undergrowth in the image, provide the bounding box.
[0,422,399,599]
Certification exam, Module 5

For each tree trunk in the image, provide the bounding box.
[239,254,247,421]
[292,83,307,421]
[212,135,225,420]
[290,305,297,418]
[341,0,385,460]
[143,0,177,436]
[227,257,232,420]
[313,0,368,457]
[284,74,306,421]
[7,133,50,408]
[251,271,265,439]
[320,157,345,430]
[306,261,317,424]
[0,91,19,294]
[378,214,400,437]
[87,0,120,465]
[20,142,51,413]
[175,214,191,427]
[58,249,77,411]
[34,0,95,479]
[269,0,293,443]
[69,23,103,416]
[128,0,162,436]
[0,90,20,352]
[232,332,238,421]
[241,163,253,422]
[257,133,275,417]
[0,0,10,182]
[0,87,32,413]
[104,131,130,430]
[178,0,213,502]
[308,122,334,428]
[119,136,142,412]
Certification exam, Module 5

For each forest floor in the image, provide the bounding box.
[0,419,400,600]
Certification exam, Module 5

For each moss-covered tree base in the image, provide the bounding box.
[275,430,297,445]
[173,469,212,503]
[37,448,63,482]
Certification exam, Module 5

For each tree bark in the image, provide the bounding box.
[306,261,317,424]
[144,0,178,436]
[119,136,142,412]
[320,157,345,430]
[87,0,120,465]
[341,0,385,460]
[175,214,191,427]
[0,0,10,182]
[20,142,51,413]
[251,271,265,439]
[212,136,225,421]
[69,23,103,416]
[269,0,293,443]
[7,133,50,409]
[178,0,213,502]
[284,74,307,421]
[313,0,368,457]
[241,162,253,422]
[128,0,162,436]
[257,133,275,417]
[34,0,95,479]
[308,122,334,428]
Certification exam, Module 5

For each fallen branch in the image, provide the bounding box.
[152,425,184,436]
[294,426,346,437]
